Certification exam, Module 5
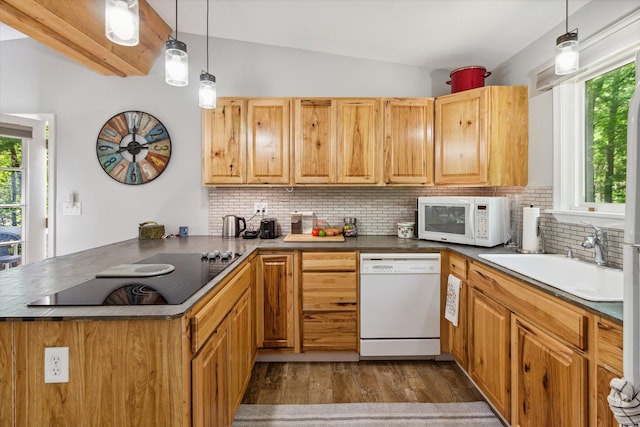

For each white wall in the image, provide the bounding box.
[0,35,430,255]
[493,1,639,187]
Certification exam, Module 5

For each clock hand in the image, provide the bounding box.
[116,142,151,154]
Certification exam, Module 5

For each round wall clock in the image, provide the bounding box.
[96,111,171,185]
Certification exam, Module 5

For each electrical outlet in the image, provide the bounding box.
[44,347,69,383]
[253,202,268,216]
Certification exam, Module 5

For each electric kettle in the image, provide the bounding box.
[222,215,246,238]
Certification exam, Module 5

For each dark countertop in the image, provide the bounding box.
[0,235,623,323]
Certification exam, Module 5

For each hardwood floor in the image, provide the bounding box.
[241,361,484,405]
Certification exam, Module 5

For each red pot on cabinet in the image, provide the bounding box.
[446,66,491,93]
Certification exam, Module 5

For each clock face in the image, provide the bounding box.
[96,111,171,185]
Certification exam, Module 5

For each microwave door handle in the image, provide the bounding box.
[469,209,475,238]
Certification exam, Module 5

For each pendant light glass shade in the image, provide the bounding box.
[105,0,139,46]
[555,0,579,76]
[555,31,579,75]
[165,39,188,86]
[199,72,217,109]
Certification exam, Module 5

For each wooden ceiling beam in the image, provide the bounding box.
[0,0,171,77]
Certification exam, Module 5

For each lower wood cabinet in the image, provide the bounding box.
[447,252,468,369]
[228,288,254,416]
[468,287,511,419]
[511,315,587,427]
[256,253,295,349]
[595,318,623,427]
[192,316,230,427]
[463,260,621,427]
[301,251,358,352]
[191,262,255,427]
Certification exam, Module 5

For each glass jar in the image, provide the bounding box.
[343,217,357,237]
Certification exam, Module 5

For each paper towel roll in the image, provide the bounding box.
[522,206,540,252]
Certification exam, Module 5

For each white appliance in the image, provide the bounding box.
[360,253,441,358]
[417,196,508,247]
[622,57,640,398]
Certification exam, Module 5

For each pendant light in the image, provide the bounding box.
[199,0,217,109]
[555,0,579,75]
[105,0,139,46]
[165,0,188,87]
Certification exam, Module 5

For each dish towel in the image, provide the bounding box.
[445,274,461,327]
[608,378,640,426]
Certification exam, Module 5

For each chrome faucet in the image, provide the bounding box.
[581,221,608,266]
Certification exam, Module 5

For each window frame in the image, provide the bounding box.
[551,53,637,230]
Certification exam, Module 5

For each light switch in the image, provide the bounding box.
[63,202,82,215]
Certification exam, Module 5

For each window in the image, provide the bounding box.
[0,135,24,268]
[551,55,637,229]
[584,62,635,205]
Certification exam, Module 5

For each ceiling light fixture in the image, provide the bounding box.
[105,0,139,46]
[165,0,188,86]
[199,0,217,109]
[555,0,579,75]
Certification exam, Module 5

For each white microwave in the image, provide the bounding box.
[417,196,508,247]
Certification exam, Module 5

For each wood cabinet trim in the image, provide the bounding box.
[191,263,252,354]
[301,251,358,271]
[469,262,588,350]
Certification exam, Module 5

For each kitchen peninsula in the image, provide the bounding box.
[0,236,624,426]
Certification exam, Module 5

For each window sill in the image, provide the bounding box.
[547,209,624,230]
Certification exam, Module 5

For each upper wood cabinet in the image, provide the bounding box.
[336,99,381,184]
[202,98,291,185]
[434,86,528,186]
[294,99,337,184]
[383,98,434,185]
[293,98,380,185]
[247,98,291,185]
[202,99,247,185]
[203,90,527,187]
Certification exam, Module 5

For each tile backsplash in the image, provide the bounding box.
[208,185,623,268]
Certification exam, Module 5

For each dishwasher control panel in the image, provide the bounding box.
[360,253,440,274]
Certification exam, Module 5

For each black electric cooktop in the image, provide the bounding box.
[28,252,241,306]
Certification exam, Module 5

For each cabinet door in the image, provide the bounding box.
[192,317,229,427]
[256,254,295,348]
[228,288,253,419]
[383,98,434,185]
[434,88,488,185]
[247,98,291,184]
[449,278,467,369]
[202,98,246,185]
[468,288,510,419]
[595,318,623,427]
[511,316,587,427]
[303,312,357,351]
[294,99,337,184]
[336,99,380,184]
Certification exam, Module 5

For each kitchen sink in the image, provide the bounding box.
[477,253,623,302]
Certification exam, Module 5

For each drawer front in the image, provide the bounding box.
[449,252,468,280]
[191,263,251,353]
[301,251,357,271]
[596,319,623,372]
[469,263,588,350]
[302,272,357,311]
[303,312,357,351]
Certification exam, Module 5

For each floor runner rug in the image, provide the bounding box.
[233,402,503,426]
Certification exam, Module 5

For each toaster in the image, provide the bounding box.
[259,218,278,239]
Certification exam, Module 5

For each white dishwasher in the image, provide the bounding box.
[360,253,441,358]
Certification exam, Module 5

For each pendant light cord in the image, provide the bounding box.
[565,0,569,34]
[175,0,179,39]
[206,0,210,72]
